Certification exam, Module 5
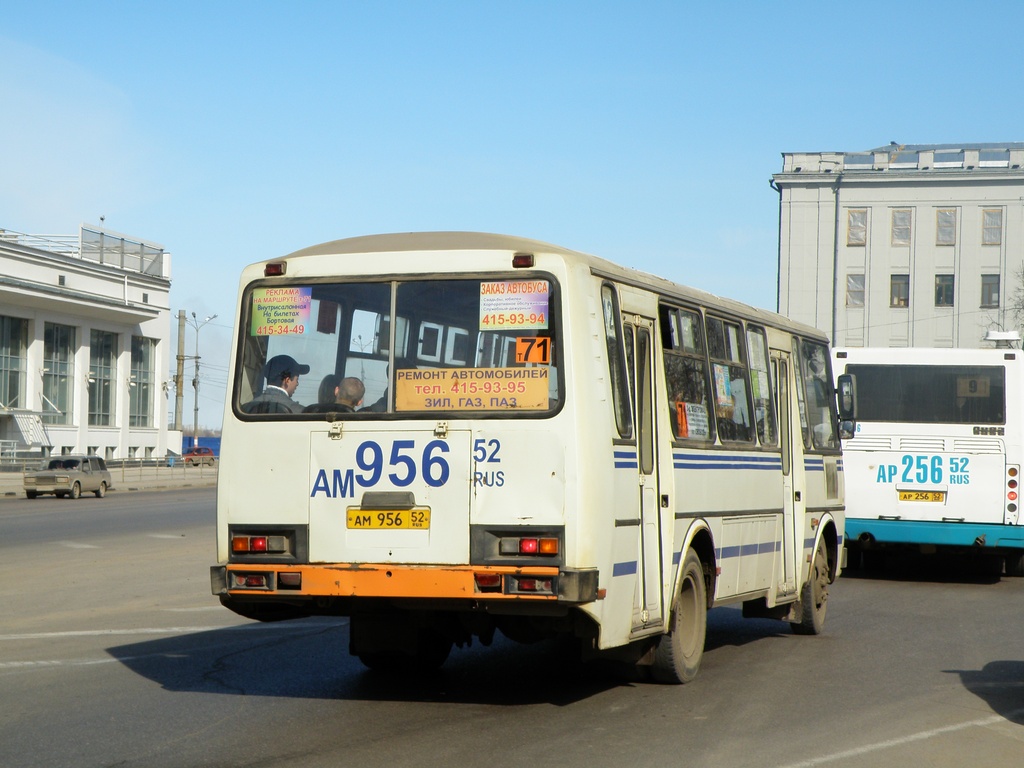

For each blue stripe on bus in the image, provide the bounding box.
[673,453,783,471]
[613,560,638,576]
[715,540,782,559]
[613,449,638,469]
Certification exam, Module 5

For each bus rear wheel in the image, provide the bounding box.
[651,549,707,684]
[792,539,829,635]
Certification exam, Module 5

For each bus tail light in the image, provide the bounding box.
[498,537,559,556]
[232,573,269,589]
[474,572,502,592]
[1009,467,1020,510]
[511,576,554,595]
[231,535,288,554]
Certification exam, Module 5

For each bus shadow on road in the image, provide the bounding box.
[841,550,1005,585]
[945,661,1024,725]
[106,619,638,706]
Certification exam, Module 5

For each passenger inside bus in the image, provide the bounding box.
[241,354,310,414]
[360,358,415,412]
[304,376,365,413]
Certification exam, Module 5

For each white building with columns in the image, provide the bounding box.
[0,224,175,461]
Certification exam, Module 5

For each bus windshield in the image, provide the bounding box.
[235,276,560,417]
[847,363,1005,424]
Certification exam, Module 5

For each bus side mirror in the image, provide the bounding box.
[836,373,856,439]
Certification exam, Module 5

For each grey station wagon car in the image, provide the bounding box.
[24,455,113,499]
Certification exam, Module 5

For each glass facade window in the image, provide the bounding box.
[42,323,76,425]
[88,330,117,426]
[891,209,911,246]
[890,275,910,308]
[982,209,1003,245]
[847,209,867,246]
[846,274,865,307]
[934,275,955,307]
[0,315,28,409]
[130,336,156,427]
[937,209,957,245]
[981,275,1000,308]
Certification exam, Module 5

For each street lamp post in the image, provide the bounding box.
[187,312,217,449]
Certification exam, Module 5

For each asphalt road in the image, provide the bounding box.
[2,488,1023,768]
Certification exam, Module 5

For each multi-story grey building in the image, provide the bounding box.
[773,143,1024,348]
[0,224,175,461]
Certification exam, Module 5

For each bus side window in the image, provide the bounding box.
[602,284,632,438]
[660,304,713,441]
[706,316,754,443]
[746,326,778,447]
[799,339,839,450]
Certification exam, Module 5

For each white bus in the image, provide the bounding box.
[211,232,845,682]
[833,347,1024,575]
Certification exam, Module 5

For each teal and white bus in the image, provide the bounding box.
[834,346,1024,576]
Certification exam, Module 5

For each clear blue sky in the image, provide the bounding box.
[4,1,1023,429]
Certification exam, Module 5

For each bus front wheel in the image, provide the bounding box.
[792,539,829,635]
[651,549,707,684]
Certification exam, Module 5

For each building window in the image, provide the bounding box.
[890,275,910,308]
[891,209,911,246]
[42,323,76,425]
[846,274,865,307]
[982,209,1003,245]
[935,275,954,307]
[88,330,117,427]
[981,275,1000,308]
[937,209,957,245]
[847,209,867,246]
[0,315,28,409]
[130,336,156,428]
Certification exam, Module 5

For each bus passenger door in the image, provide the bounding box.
[624,317,663,631]
[773,353,798,595]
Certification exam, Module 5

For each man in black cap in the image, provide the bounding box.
[241,354,310,413]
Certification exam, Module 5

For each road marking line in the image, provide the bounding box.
[58,541,100,549]
[0,619,345,642]
[781,709,1024,767]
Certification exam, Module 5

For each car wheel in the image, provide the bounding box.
[69,482,81,500]
[25,490,37,499]
[95,482,107,499]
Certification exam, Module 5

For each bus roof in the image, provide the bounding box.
[275,231,830,342]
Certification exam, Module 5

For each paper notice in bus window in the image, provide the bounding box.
[394,367,549,411]
[250,287,312,336]
[676,401,710,439]
[956,376,990,398]
[479,281,549,330]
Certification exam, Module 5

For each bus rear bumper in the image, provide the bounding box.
[211,563,599,603]
[846,518,1024,551]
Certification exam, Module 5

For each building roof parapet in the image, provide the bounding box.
[777,143,1024,179]
[0,224,169,280]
